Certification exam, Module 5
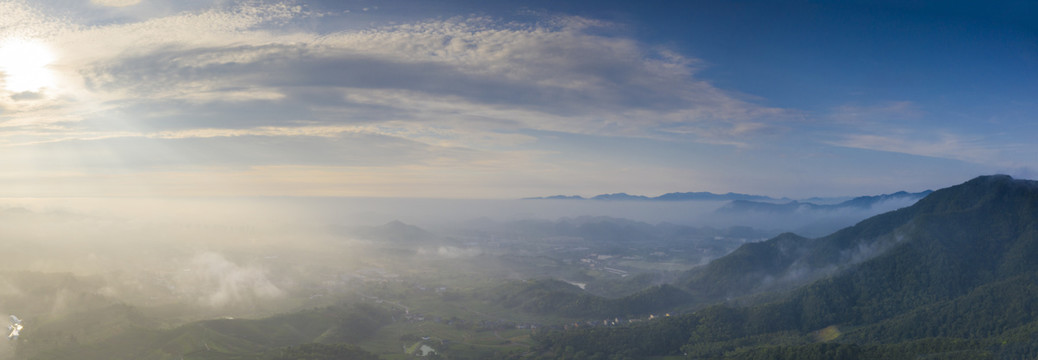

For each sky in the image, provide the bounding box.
[0,0,1035,199]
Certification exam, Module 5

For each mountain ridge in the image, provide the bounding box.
[525,189,930,205]
[536,175,1038,359]
[716,190,933,214]
[524,191,786,202]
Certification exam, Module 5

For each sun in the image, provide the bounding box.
[0,38,56,93]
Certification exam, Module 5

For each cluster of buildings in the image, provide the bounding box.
[576,254,631,277]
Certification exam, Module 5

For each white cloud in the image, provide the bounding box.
[813,99,1038,171]
[177,252,283,307]
[829,101,923,124]
[828,131,1001,164]
[4,2,783,140]
[0,0,795,197]
[90,0,141,7]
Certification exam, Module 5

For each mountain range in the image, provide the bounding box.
[525,191,785,202]
[715,190,933,214]
[525,190,931,208]
[535,175,1038,359]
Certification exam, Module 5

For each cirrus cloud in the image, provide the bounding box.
[0,0,791,197]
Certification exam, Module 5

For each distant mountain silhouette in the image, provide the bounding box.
[526,190,928,204]
[526,191,781,201]
[532,195,585,200]
[716,190,932,214]
[590,193,652,201]
[655,191,779,202]
[349,220,433,243]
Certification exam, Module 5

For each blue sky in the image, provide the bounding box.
[0,0,1034,198]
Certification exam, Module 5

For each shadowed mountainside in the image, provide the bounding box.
[535,175,1038,359]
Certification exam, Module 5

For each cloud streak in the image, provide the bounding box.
[178,252,283,308]
[6,1,784,143]
[5,0,1023,198]
[829,131,1001,165]
[0,0,803,196]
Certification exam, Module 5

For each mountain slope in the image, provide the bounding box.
[712,175,1038,333]
[788,175,1038,328]
[678,190,925,302]
[537,175,1038,359]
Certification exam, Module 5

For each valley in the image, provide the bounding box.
[2,176,1027,359]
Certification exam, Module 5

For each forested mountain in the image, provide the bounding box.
[676,187,936,304]
[535,175,1038,359]
[527,190,927,204]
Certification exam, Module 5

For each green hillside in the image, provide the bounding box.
[678,190,925,304]
[18,303,392,360]
[534,175,1038,359]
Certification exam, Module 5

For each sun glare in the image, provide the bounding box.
[0,38,56,93]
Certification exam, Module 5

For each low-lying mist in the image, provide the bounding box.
[0,195,922,335]
[704,196,926,237]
